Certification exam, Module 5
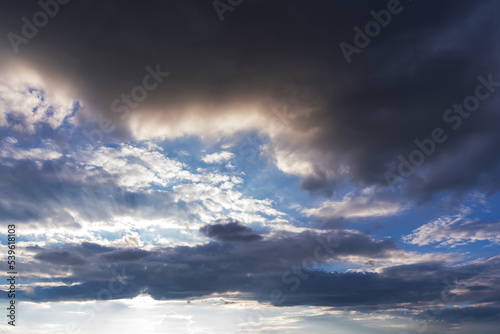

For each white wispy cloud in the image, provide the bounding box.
[403,207,500,247]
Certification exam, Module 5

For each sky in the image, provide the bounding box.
[0,0,499,333]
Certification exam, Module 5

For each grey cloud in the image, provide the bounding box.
[22,229,444,303]
[299,172,334,197]
[34,249,87,266]
[19,231,500,331]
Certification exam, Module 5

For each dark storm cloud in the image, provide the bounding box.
[23,229,429,302]
[1,0,500,200]
[0,156,126,225]
[200,219,263,243]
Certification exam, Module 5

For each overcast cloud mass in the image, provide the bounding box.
[0,0,499,333]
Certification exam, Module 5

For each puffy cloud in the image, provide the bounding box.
[0,67,76,133]
[14,235,497,334]
[34,249,87,266]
